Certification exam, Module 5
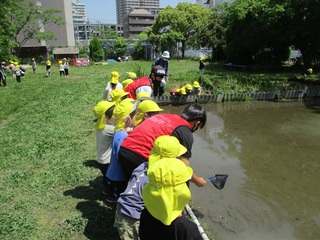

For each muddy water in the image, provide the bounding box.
[165,100,320,240]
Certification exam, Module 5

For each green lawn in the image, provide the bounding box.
[0,60,317,239]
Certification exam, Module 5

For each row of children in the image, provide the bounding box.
[7,60,25,83]
[170,81,202,97]
[93,90,207,239]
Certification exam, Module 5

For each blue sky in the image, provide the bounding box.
[82,0,195,24]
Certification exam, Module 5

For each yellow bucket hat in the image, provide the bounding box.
[93,100,116,130]
[110,71,120,84]
[113,98,137,131]
[200,57,205,61]
[110,89,129,105]
[122,79,134,89]
[135,100,163,126]
[142,157,193,226]
[193,81,200,88]
[177,87,186,95]
[148,135,187,164]
[127,72,137,79]
[185,84,193,91]
[136,91,153,101]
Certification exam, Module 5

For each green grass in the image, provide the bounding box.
[0,59,318,239]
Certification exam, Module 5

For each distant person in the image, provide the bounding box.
[63,58,69,77]
[152,51,170,96]
[124,65,165,100]
[8,60,15,77]
[118,103,207,188]
[93,100,116,195]
[15,63,24,83]
[304,68,313,76]
[103,71,123,101]
[46,60,51,77]
[32,58,36,74]
[139,139,202,240]
[58,60,64,77]
[199,57,206,74]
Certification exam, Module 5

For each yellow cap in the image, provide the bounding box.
[122,79,134,89]
[136,91,153,101]
[127,72,137,79]
[200,57,205,61]
[185,84,193,91]
[93,101,116,130]
[148,135,187,164]
[135,100,163,126]
[143,154,192,225]
[110,89,129,105]
[110,71,120,84]
[113,98,137,131]
[32,58,35,61]
[307,68,313,74]
[63,58,67,61]
[177,87,186,95]
[193,81,200,88]
[46,60,51,66]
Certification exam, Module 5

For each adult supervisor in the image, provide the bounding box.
[118,103,207,187]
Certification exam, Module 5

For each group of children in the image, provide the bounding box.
[94,71,206,239]
[170,81,202,97]
[46,58,69,77]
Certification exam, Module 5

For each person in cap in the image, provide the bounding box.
[115,135,188,240]
[63,58,69,77]
[46,60,51,77]
[184,84,193,95]
[118,103,207,187]
[58,60,64,77]
[139,136,202,240]
[122,72,137,89]
[105,98,137,202]
[124,65,165,100]
[110,89,129,105]
[169,87,188,106]
[304,68,313,76]
[199,57,206,74]
[8,60,15,77]
[152,51,170,97]
[93,100,116,195]
[14,63,23,83]
[136,91,153,101]
[134,100,163,127]
[103,71,123,101]
[192,81,202,96]
[32,58,36,74]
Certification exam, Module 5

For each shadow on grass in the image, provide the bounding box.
[64,177,120,240]
[83,159,100,169]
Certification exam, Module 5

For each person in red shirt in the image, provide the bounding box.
[124,65,165,99]
[118,103,207,187]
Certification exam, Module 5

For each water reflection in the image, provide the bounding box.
[164,100,320,240]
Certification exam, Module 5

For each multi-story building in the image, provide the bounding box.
[19,0,75,48]
[116,0,160,24]
[72,0,86,25]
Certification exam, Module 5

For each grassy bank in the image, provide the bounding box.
[0,60,318,239]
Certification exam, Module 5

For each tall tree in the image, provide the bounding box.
[148,3,211,58]
[89,37,104,62]
[9,0,64,57]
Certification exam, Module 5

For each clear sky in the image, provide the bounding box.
[82,0,195,24]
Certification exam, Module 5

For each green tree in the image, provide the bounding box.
[97,28,120,39]
[104,38,128,60]
[148,3,211,58]
[224,0,287,64]
[10,0,64,57]
[131,41,144,60]
[89,37,104,62]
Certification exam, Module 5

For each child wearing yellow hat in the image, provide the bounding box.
[115,135,190,240]
[199,56,206,74]
[63,58,69,77]
[139,136,202,239]
[110,89,129,105]
[136,91,153,101]
[32,58,36,74]
[103,71,123,101]
[192,81,202,96]
[135,100,163,126]
[105,98,137,202]
[93,100,116,195]
[122,72,137,89]
[58,60,64,77]
[46,60,51,77]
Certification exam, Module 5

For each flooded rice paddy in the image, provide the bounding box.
[166,100,320,240]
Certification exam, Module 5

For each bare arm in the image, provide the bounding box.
[179,156,206,187]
